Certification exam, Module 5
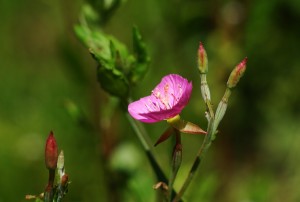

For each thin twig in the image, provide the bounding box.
[173,71,215,201]
[126,113,180,200]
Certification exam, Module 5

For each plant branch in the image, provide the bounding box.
[173,99,215,202]
[126,113,180,199]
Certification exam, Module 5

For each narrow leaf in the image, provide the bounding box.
[128,26,150,84]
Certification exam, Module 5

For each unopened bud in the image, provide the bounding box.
[61,174,69,187]
[227,57,247,89]
[172,143,182,172]
[57,150,65,179]
[45,131,58,170]
[197,42,208,74]
[57,150,64,171]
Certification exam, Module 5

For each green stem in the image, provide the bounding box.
[126,114,177,192]
[173,100,215,202]
[213,88,231,133]
[44,169,55,202]
[168,130,182,201]
[126,113,152,151]
[200,74,211,103]
[125,98,181,200]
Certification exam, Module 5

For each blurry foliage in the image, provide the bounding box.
[0,0,300,201]
[74,3,150,99]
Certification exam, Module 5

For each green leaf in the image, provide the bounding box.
[82,3,100,24]
[132,26,148,62]
[97,63,129,99]
[75,16,156,98]
[128,26,150,84]
[109,38,130,71]
[75,23,130,98]
[74,25,111,62]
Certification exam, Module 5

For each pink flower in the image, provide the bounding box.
[128,74,192,123]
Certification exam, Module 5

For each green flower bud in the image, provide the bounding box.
[197,42,208,74]
[227,57,247,89]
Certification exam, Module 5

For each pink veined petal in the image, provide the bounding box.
[128,74,193,123]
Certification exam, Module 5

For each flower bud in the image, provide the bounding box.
[57,150,65,179]
[57,150,64,169]
[227,57,247,89]
[197,42,208,74]
[172,143,182,172]
[45,131,58,170]
[61,174,69,187]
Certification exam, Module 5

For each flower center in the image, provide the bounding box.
[152,83,173,110]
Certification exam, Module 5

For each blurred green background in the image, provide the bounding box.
[1,0,300,201]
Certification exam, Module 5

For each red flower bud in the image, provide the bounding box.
[227,57,247,89]
[61,174,69,186]
[45,131,58,170]
[198,42,208,74]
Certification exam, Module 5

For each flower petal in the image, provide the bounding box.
[128,74,192,123]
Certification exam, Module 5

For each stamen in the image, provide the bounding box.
[164,84,169,92]
[145,99,156,112]
[144,103,151,112]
